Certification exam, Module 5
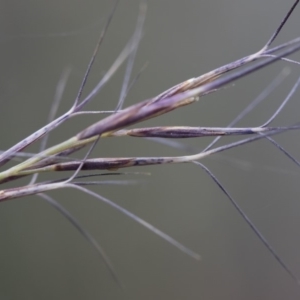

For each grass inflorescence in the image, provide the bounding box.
[1,0,300,292]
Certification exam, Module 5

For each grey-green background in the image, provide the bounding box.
[1,1,300,299]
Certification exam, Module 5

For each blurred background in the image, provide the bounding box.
[1,0,300,299]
